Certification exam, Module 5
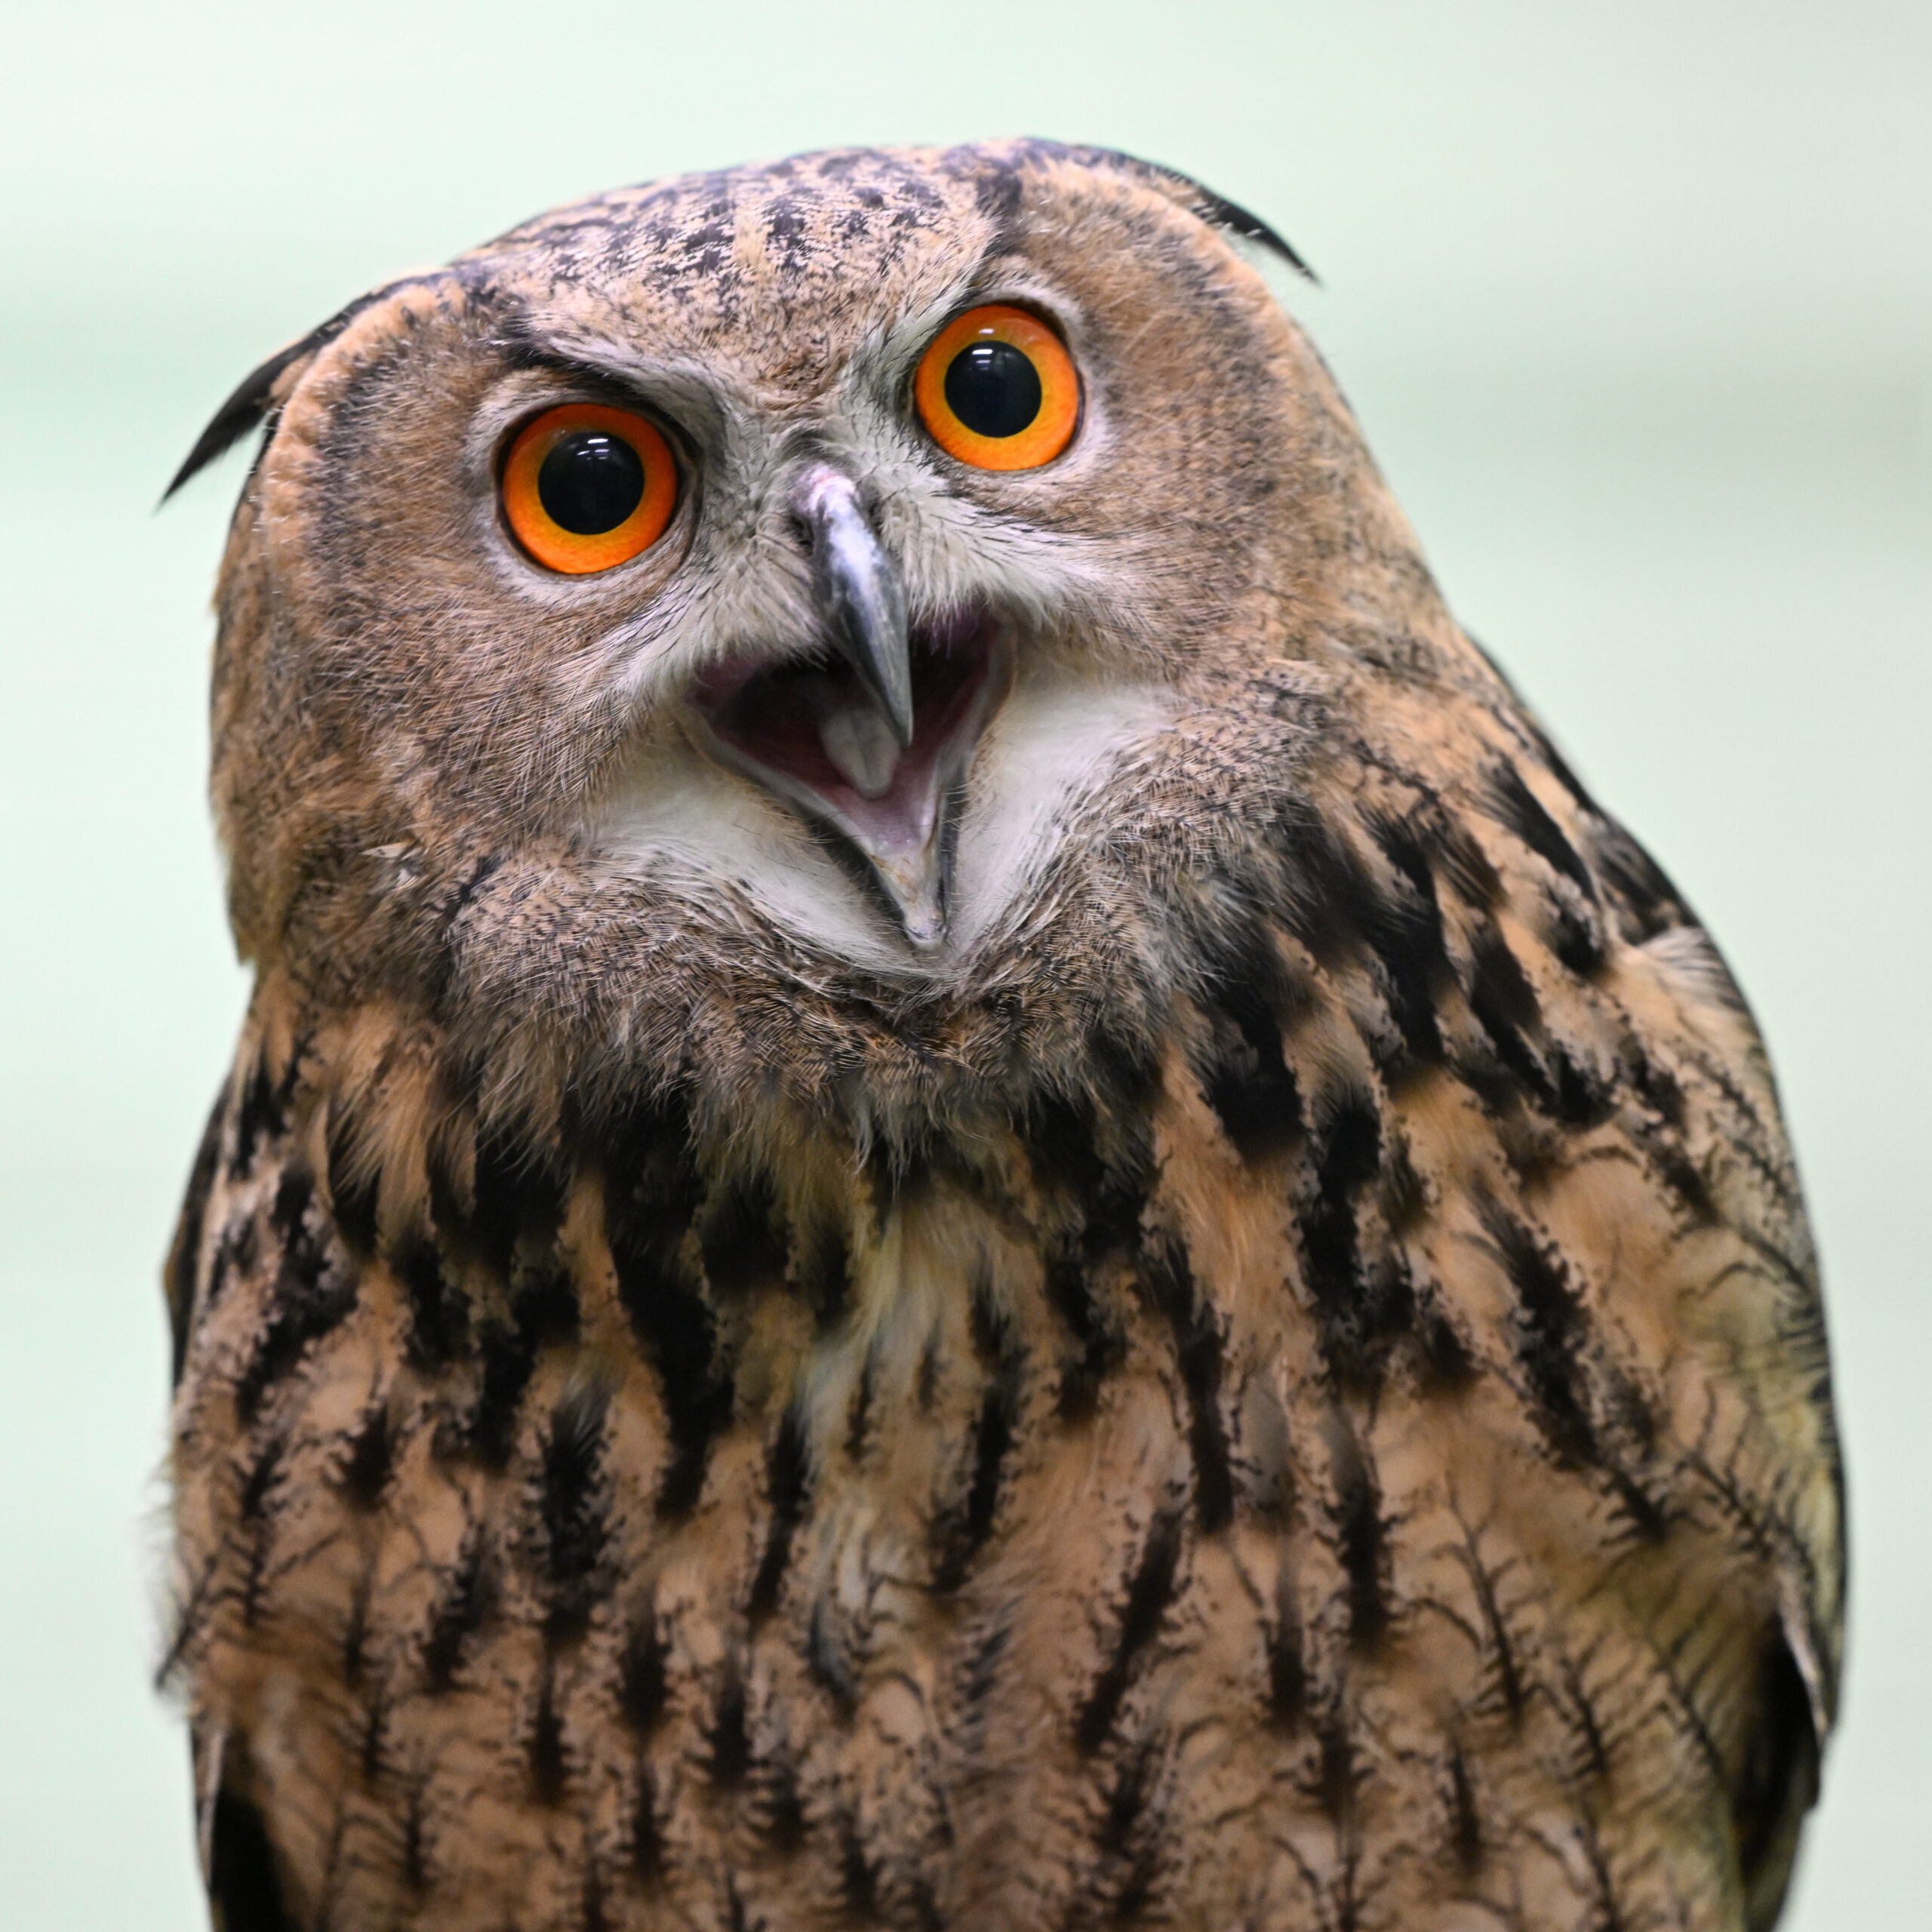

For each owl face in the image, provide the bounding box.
[198,144,1334,992]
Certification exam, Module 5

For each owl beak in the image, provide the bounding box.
[685,466,1004,951]
[797,466,915,749]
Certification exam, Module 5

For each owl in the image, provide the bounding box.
[160,142,1841,1932]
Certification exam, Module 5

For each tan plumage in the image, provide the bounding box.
[162,141,1841,1932]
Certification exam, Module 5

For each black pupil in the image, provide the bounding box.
[943,340,1043,439]
[537,429,647,534]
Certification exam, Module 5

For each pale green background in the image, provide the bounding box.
[1,2,1924,1924]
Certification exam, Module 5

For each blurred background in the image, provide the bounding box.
[0,2,1924,1924]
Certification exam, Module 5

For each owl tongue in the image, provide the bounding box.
[688,606,1003,944]
[817,699,901,798]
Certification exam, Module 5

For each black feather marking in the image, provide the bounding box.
[1480,1203,1598,1468]
[540,1384,611,1632]
[1465,926,1550,1094]
[323,1100,380,1256]
[1454,1524,1524,1726]
[1043,1250,1118,1420]
[341,1565,372,1690]
[1313,1709,1355,1820]
[619,1598,668,1734]
[166,1082,228,1386]
[1484,1205,1669,1537]
[1627,1042,1687,1130]
[964,1360,1022,1544]
[1359,811,1459,1062]
[1416,1294,1477,1390]
[529,1666,567,1804]
[845,1343,878,1462]
[400,1776,429,1891]
[1592,821,1691,944]
[396,1235,467,1374]
[338,1402,393,1510]
[1549,897,1609,977]
[699,1173,788,1298]
[238,1430,287,1625]
[1641,1123,1721,1226]
[601,1094,728,1518]
[960,1616,1012,1718]
[1327,1417,1388,1651]
[1022,1057,1158,1247]
[1141,1238,1233,1533]
[358,1685,389,1785]
[1024,1086,1146,1415]
[202,1214,255,1319]
[1487,761,1597,902]
[464,1123,565,1283]
[632,1273,731,1518]
[1267,1566,1308,1730]
[749,1405,810,1621]
[707,1657,752,1787]
[1021,1088,1109,1201]
[1101,1737,1155,1855]
[1562,1657,1613,1783]
[1734,1631,1821,1930]
[584,1863,612,1932]
[1076,1513,1185,1752]
[759,1746,809,1855]
[1099,1735,1164,1919]
[422,1530,495,1693]
[1547,1039,1615,1128]
[795,1218,852,1329]
[1447,1746,1483,1875]
[838,1813,882,1921]
[1282,814,1466,1078]
[236,1167,357,1419]
[229,1049,296,1181]
[916,1326,943,1411]
[931,1354,1023,1592]
[808,1596,859,1718]
[1192,921,1306,1160]
[470,1262,578,1467]
[1419,798,1505,912]
[207,1783,297,1932]
[1481,1208,1669,1535]
[631,1764,664,1881]
[1299,1094,1384,1371]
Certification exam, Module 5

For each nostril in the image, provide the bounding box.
[785,509,817,555]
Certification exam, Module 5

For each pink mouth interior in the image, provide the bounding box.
[691,606,996,852]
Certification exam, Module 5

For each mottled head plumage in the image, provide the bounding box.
[162,140,1839,1932]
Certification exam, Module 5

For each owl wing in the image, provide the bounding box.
[1272,649,1842,1923]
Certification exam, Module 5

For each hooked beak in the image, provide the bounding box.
[687,464,1005,949]
[800,467,915,749]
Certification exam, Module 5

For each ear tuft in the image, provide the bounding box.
[162,281,425,503]
[1008,140,1318,284]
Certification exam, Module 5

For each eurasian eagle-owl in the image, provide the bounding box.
[160,140,1841,1932]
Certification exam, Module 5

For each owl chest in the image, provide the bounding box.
[170,1066,1764,1932]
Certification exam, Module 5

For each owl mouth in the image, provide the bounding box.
[688,605,1008,946]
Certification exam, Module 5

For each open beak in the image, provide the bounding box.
[687,465,1006,948]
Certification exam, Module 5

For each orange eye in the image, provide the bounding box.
[501,402,678,574]
[913,305,1079,470]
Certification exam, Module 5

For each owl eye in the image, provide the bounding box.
[914,305,1079,471]
[501,402,678,574]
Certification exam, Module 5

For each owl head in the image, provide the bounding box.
[174,141,1480,1132]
